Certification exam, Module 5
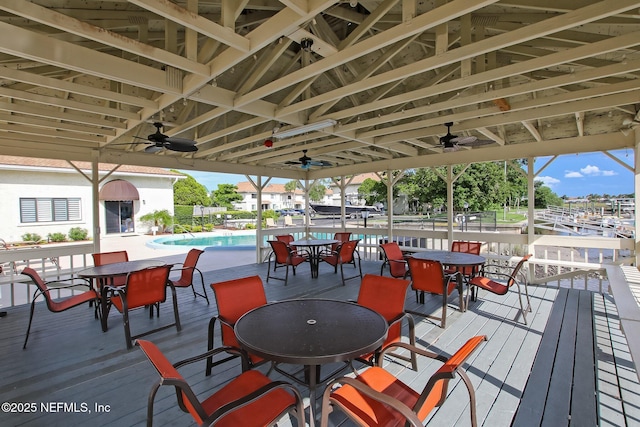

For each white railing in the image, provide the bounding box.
[2,228,633,308]
[0,243,94,308]
[261,226,634,293]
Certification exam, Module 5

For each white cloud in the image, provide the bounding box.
[578,164,617,176]
[564,171,583,178]
[564,164,617,178]
[536,176,560,187]
[580,164,601,175]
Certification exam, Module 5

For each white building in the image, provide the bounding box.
[233,182,307,212]
[0,156,182,242]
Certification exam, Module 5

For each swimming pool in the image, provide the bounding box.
[148,232,260,250]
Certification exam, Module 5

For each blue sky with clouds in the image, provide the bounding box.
[180,149,635,199]
[534,149,634,197]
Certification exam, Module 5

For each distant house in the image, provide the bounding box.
[234,182,305,211]
[0,156,183,241]
[327,173,380,205]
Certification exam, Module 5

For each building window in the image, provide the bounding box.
[20,198,82,223]
[251,193,257,199]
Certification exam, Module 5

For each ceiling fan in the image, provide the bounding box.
[285,150,332,169]
[120,122,198,153]
[621,111,640,136]
[440,122,494,152]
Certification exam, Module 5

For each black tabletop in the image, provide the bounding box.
[290,239,338,247]
[235,299,388,365]
[412,250,485,266]
[78,259,166,278]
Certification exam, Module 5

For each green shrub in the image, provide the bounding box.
[191,225,203,233]
[47,232,67,242]
[68,227,89,241]
[22,233,42,243]
[245,223,256,229]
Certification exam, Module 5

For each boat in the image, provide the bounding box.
[310,203,382,218]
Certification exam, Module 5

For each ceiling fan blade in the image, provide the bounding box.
[165,136,196,145]
[285,161,301,165]
[308,160,332,167]
[166,141,198,152]
[144,145,164,153]
[451,135,477,144]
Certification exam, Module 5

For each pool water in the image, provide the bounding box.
[149,233,258,250]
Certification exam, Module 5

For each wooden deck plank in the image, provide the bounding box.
[512,288,570,427]
[0,257,638,427]
[542,289,579,426]
[481,286,559,427]
[570,290,598,426]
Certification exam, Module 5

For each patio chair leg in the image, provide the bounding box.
[23,301,36,349]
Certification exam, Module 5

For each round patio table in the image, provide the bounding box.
[290,239,338,278]
[78,259,166,331]
[235,298,387,426]
[411,250,486,310]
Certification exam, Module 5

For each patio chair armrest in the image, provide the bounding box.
[174,345,247,369]
[204,380,304,427]
[325,376,424,427]
[44,277,93,290]
[379,341,448,365]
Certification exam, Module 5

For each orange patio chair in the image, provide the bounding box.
[470,254,533,324]
[206,275,269,374]
[275,234,304,255]
[92,250,129,287]
[21,267,100,349]
[446,240,483,280]
[407,257,463,329]
[321,239,362,285]
[355,274,417,370]
[331,231,352,251]
[320,335,487,427]
[137,339,305,427]
[379,242,410,278]
[266,240,308,285]
[170,248,209,304]
[107,264,180,349]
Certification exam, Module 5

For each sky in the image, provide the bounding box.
[179,149,635,198]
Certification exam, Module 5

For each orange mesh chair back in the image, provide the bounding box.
[379,242,409,278]
[108,264,180,349]
[407,258,463,329]
[21,267,99,349]
[137,339,305,427]
[448,241,482,277]
[275,234,295,246]
[356,274,417,370]
[470,254,532,324]
[170,249,209,304]
[266,240,307,286]
[332,231,352,251]
[321,239,362,285]
[92,250,129,287]
[320,335,487,427]
[206,275,268,374]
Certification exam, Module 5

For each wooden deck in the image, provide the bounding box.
[0,257,638,427]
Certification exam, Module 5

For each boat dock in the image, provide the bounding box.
[535,206,634,238]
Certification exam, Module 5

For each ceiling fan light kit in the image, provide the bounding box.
[273,119,337,139]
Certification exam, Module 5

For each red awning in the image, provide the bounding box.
[99,179,139,201]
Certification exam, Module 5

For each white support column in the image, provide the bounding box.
[256,175,263,263]
[446,165,454,244]
[527,158,536,282]
[635,133,640,265]
[386,170,393,243]
[91,150,101,254]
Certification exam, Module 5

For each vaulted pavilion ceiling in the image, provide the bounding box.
[0,0,638,181]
